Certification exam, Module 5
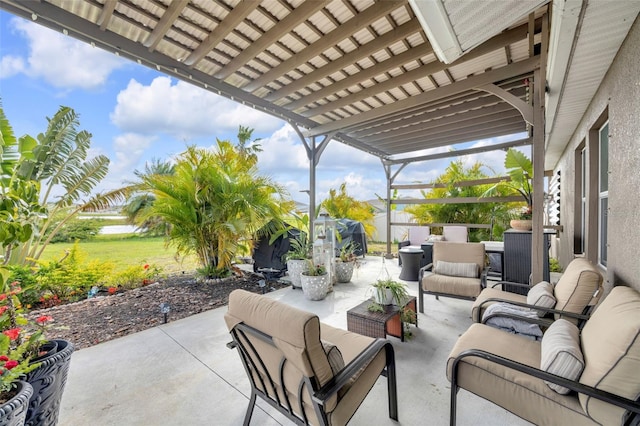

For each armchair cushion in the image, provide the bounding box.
[527,281,557,317]
[423,274,483,299]
[553,258,602,322]
[433,261,478,278]
[541,319,584,394]
[579,286,640,425]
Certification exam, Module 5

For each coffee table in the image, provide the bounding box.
[347,296,417,342]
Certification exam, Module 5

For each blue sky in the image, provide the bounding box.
[0,11,528,205]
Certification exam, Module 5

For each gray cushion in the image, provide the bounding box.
[434,261,477,278]
[540,319,584,394]
[527,281,556,317]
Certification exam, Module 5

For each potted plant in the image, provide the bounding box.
[0,278,74,426]
[284,232,311,289]
[300,261,329,301]
[483,148,534,230]
[370,279,409,306]
[334,241,359,283]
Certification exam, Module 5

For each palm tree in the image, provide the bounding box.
[121,159,175,236]
[139,142,291,277]
[320,183,375,238]
[405,160,514,241]
[2,105,127,264]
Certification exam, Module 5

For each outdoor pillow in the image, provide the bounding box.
[321,340,345,376]
[540,319,584,394]
[434,261,477,278]
[527,281,556,317]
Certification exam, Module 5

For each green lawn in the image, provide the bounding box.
[39,235,199,274]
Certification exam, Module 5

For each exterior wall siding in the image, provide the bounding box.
[554,16,640,293]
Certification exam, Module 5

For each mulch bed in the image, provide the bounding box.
[28,271,289,350]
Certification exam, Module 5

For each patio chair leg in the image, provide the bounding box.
[419,288,424,313]
[386,346,398,421]
[243,391,257,426]
[450,378,458,426]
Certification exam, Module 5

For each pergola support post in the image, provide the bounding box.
[291,124,334,239]
[382,160,408,258]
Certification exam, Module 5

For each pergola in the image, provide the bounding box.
[2,0,636,282]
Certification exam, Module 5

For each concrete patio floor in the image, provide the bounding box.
[58,256,529,425]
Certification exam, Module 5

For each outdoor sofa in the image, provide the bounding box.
[448,285,640,425]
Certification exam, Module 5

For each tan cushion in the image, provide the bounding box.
[422,273,482,298]
[579,286,640,425]
[225,290,338,416]
[471,287,526,322]
[322,340,345,376]
[432,241,485,273]
[553,258,603,322]
[447,324,593,425]
[541,319,584,394]
[527,281,557,317]
[434,260,478,278]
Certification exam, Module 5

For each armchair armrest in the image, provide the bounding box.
[313,339,394,404]
[418,263,434,282]
[480,266,489,289]
[450,349,640,418]
[398,240,410,249]
[490,280,531,290]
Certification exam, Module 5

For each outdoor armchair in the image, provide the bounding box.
[471,257,603,328]
[418,242,487,313]
[225,290,398,425]
[447,285,640,426]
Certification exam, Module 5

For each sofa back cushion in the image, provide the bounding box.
[553,258,603,321]
[579,286,640,425]
[432,242,485,274]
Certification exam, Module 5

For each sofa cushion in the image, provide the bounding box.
[579,286,640,425]
[434,261,478,278]
[527,281,557,317]
[541,319,584,394]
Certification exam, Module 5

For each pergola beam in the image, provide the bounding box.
[242,1,403,92]
[304,55,540,137]
[215,1,329,80]
[383,137,531,165]
[265,18,422,102]
[143,0,186,51]
[391,196,524,205]
[184,2,259,66]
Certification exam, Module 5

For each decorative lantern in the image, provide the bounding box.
[313,210,337,286]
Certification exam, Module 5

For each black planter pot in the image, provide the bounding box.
[0,380,33,426]
[24,339,74,426]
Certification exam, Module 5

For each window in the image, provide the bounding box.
[574,143,586,254]
[598,122,608,267]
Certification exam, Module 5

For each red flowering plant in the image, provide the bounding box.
[0,280,50,397]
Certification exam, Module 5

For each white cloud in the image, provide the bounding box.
[111,77,283,139]
[0,55,25,78]
[10,18,125,90]
[112,133,157,174]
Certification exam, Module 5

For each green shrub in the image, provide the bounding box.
[109,263,163,290]
[6,264,40,308]
[35,243,114,303]
[47,219,102,243]
[549,257,563,273]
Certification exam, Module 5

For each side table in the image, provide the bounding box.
[347,297,417,342]
[398,248,423,281]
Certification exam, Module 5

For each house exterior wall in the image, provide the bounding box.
[554,16,640,293]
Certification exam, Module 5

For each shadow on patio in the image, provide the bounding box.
[58,256,527,425]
